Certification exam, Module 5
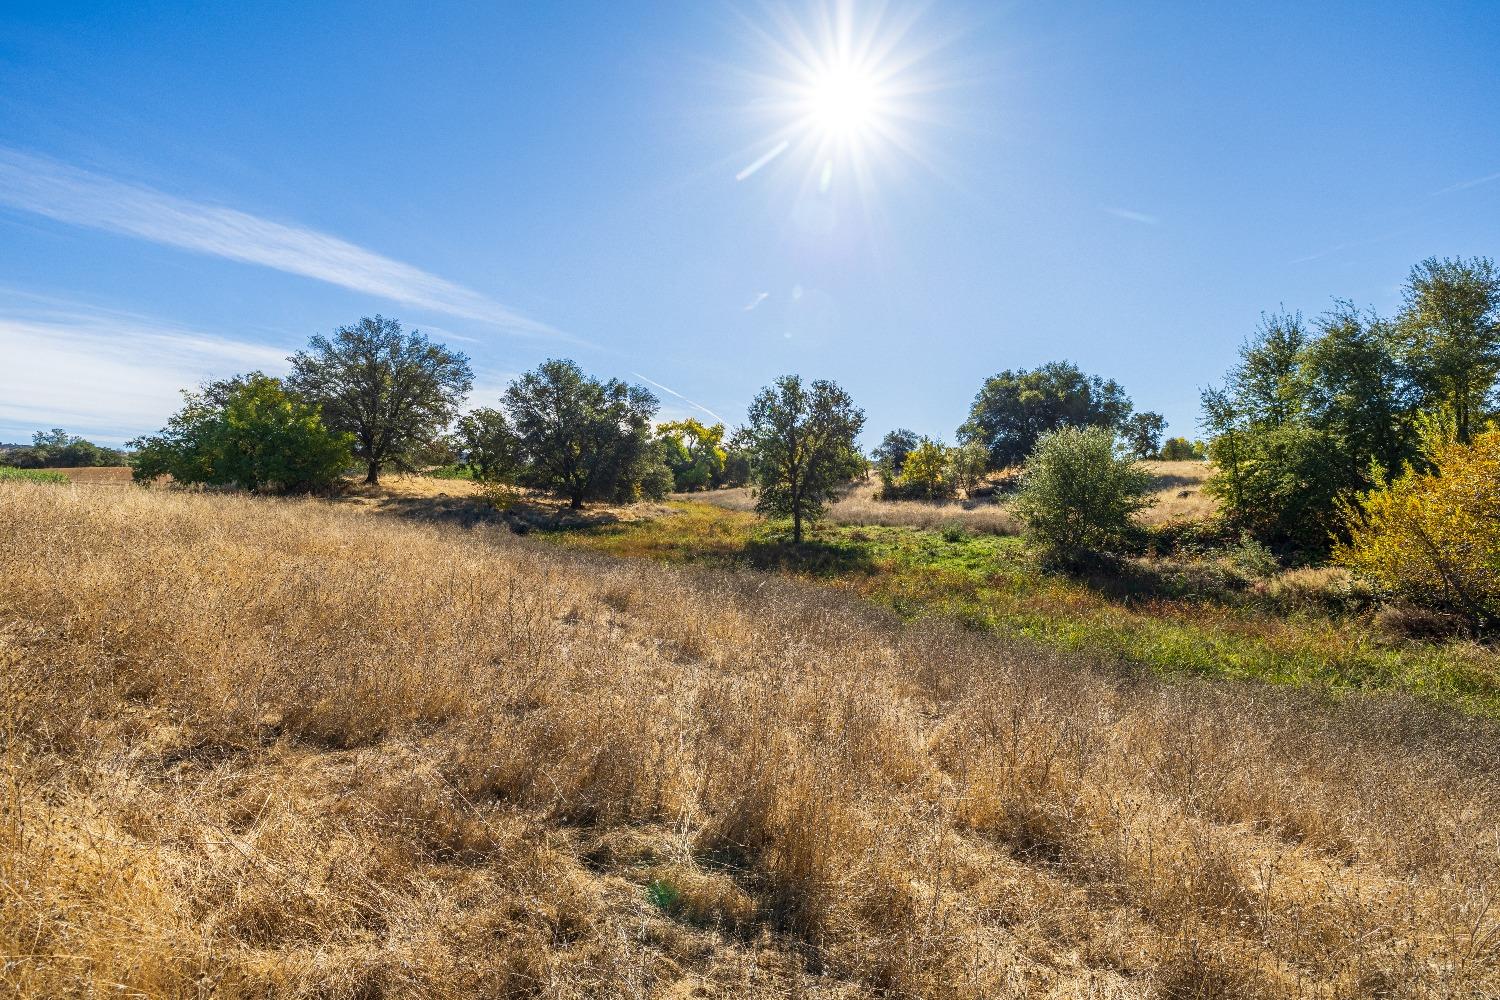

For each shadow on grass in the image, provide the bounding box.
[741,536,877,577]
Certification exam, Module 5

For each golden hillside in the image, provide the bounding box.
[2,482,1496,998]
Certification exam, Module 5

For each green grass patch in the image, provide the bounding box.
[0,466,69,484]
[547,499,1500,716]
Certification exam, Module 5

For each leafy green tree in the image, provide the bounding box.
[1397,256,1500,444]
[740,375,865,543]
[502,359,659,508]
[1122,411,1166,459]
[1013,426,1153,568]
[1159,437,1207,461]
[872,427,919,476]
[1301,302,1416,482]
[1229,311,1310,429]
[958,361,1134,469]
[656,418,728,491]
[287,315,473,485]
[455,407,522,484]
[131,373,352,492]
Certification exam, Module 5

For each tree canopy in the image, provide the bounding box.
[739,375,865,543]
[287,316,473,485]
[501,359,661,508]
[958,361,1134,469]
[130,373,351,492]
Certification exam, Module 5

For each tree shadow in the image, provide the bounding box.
[740,535,876,577]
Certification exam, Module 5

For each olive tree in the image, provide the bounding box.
[740,375,865,543]
[287,316,473,485]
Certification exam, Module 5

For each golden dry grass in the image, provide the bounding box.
[49,465,136,486]
[2,481,1498,998]
[1138,460,1217,525]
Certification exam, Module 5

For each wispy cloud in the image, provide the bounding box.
[630,371,726,424]
[1103,206,1160,226]
[743,291,770,311]
[1432,170,1500,196]
[0,294,290,443]
[0,147,557,336]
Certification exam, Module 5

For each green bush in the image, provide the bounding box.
[1013,426,1153,568]
[131,373,352,493]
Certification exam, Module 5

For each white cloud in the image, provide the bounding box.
[1103,206,1160,226]
[1433,170,1500,196]
[743,291,770,311]
[0,298,290,444]
[0,147,558,336]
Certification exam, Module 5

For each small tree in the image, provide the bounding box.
[502,359,659,508]
[287,316,473,485]
[740,375,865,543]
[947,439,991,497]
[1122,411,1166,460]
[1013,426,1153,568]
[1336,430,1500,635]
[131,373,352,492]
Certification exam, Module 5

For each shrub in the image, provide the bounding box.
[130,373,353,493]
[882,437,953,500]
[1336,431,1500,635]
[1013,426,1153,568]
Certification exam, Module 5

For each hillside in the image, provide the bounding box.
[2,482,1498,998]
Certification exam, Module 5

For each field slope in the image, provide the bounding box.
[2,482,1498,998]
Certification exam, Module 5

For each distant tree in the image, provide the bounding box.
[1013,426,1153,569]
[872,427,919,472]
[455,407,522,484]
[131,373,352,492]
[1337,430,1500,636]
[1396,256,1500,444]
[740,375,865,543]
[287,316,473,485]
[2,429,125,468]
[656,418,728,492]
[720,445,753,488]
[502,359,659,508]
[947,439,991,497]
[888,436,954,500]
[1122,411,1167,460]
[1159,437,1207,461]
[1301,302,1416,482]
[958,361,1134,469]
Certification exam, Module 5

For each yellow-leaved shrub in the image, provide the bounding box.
[1336,430,1500,634]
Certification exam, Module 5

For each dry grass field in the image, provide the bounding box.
[49,465,136,486]
[3,481,1498,998]
[688,460,1214,534]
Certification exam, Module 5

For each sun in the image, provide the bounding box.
[802,63,884,140]
[733,1,948,192]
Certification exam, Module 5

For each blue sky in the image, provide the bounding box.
[2,1,1497,446]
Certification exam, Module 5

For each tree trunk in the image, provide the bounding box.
[365,459,380,485]
[793,508,803,544]
[570,494,584,510]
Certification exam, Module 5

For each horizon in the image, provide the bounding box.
[3,1,1498,447]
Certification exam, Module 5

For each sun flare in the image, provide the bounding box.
[735,0,947,193]
[802,63,883,139]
